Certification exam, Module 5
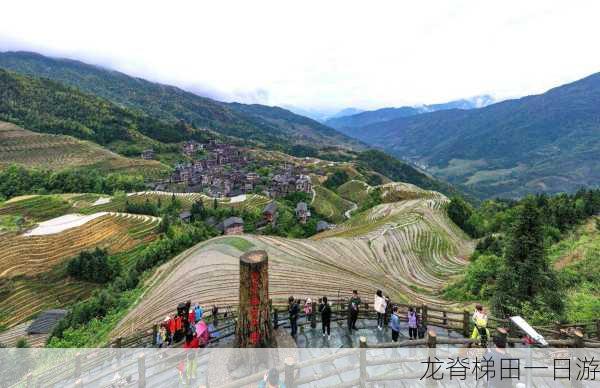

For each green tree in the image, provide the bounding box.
[447,196,478,237]
[67,248,119,283]
[492,198,563,319]
[323,170,350,190]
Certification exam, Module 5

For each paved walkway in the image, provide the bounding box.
[288,317,465,348]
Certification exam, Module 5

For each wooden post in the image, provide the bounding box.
[554,321,563,340]
[284,357,295,388]
[573,330,584,348]
[359,336,367,387]
[115,337,122,348]
[596,319,600,341]
[421,304,428,325]
[236,250,273,347]
[496,327,508,348]
[138,353,146,388]
[427,330,437,348]
[463,310,470,338]
[442,311,447,326]
[311,301,317,329]
[152,324,158,346]
[273,308,279,329]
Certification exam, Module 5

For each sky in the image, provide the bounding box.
[1,1,600,112]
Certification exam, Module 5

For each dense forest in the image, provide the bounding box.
[0,164,146,200]
[0,51,361,151]
[0,69,196,144]
[445,189,600,323]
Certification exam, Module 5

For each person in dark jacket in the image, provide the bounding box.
[319,296,332,339]
[288,296,299,337]
[348,290,361,331]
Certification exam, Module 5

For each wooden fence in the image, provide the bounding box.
[16,299,600,387]
[110,298,600,348]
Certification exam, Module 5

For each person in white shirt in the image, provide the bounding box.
[374,289,387,330]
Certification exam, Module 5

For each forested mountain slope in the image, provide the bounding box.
[338,73,600,198]
[0,51,362,151]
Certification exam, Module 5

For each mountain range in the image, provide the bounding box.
[334,74,600,198]
[0,51,459,198]
[283,106,365,123]
[325,95,494,130]
[0,51,362,153]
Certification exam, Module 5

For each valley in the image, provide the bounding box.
[0,49,597,352]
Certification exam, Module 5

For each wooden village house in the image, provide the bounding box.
[295,202,310,224]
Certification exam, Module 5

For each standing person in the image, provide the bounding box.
[303,298,313,326]
[348,290,361,331]
[156,324,165,348]
[471,304,489,347]
[390,305,401,342]
[288,296,299,338]
[188,308,196,326]
[319,296,332,339]
[258,368,285,388]
[211,305,219,327]
[384,296,392,328]
[374,290,386,330]
[407,307,418,340]
[194,304,204,323]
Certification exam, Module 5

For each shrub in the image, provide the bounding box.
[67,248,119,283]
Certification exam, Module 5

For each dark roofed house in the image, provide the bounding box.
[27,309,68,335]
[223,216,244,235]
[141,149,155,160]
[295,202,310,224]
[179,211,192,222]
[316,221,331,233]
[263,201,278,223]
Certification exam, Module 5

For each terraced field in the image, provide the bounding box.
[112,183,473,337]
[0,121,168,176]
[125,191,271,212]
[0,212,160,329]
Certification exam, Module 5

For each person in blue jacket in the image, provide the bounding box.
[389,305,401,342]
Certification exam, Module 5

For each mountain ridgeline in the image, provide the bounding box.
[0,51,459,199]
[325,95,494,130]
[328,75,600,198]
[0,51,362,153]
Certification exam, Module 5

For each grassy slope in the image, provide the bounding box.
[312,185,354,223]
[548,218,600,322]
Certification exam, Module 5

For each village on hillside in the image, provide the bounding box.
[142,140,314,199]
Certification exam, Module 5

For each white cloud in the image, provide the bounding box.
[1,0,599,110]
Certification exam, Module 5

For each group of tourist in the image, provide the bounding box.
[287,295,332,339]
[375,290,427,342]
[286,289,429,342]
[155,300,215,348]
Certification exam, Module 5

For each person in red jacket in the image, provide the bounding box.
[183,331,199,348]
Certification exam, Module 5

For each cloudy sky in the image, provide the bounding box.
[1,1,600,111]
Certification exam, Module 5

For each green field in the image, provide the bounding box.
[311,185,354,223]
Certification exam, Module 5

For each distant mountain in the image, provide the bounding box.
[328,107,365,120]
[338,74,600,198]
[325,95,494,131]
[0,51,362,152]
